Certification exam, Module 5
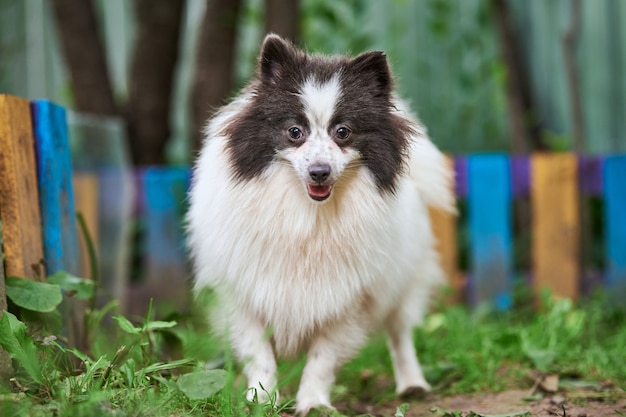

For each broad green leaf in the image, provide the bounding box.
[522,345,556,371]
[5,277,62,312]
[0,311,43,384]
[177,369,227,400]
[145,320,177,331]
[113,316,141,334]
[395,403,410,417]
[47,271,96,300]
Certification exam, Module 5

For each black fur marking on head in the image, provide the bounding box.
[333,51,413,193]
[223,36,308,182]
[223,35,413,192]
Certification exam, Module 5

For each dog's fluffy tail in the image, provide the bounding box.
[408,136,456,214]
[393,98,456,213]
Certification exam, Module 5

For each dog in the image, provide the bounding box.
[186,34,455,415]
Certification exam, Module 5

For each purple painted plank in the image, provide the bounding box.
[578,155,603,196]
[510,155,530,198]
[454,156,468,198]
[133,168,146,217]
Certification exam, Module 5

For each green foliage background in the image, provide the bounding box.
[235,0,508,154]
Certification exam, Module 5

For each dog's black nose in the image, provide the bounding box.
[309,164,331,183]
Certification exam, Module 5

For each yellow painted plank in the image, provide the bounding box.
[0,94,45,281]
[531,153,580,299]
[429,156,461,301]
[72,173,99,280]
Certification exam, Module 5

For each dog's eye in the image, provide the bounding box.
[288,126,304,142]
[335,126,351,142]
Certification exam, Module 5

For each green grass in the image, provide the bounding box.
[1,288,626,416]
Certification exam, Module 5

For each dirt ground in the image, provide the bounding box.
[336,388,626,417]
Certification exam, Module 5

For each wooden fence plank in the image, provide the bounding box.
[31,100,80,276]
[127,167,190,315]
[31,100,87,349]
[468,154,512,308]
[579,155,604,196]
[143,167,190,284]
[531,153,580,299]
[429,156,461,300]
[0,94,45,281]
[604,155,626,304]
[72,173,99,279]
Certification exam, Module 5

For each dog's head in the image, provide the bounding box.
[223,34,413,202]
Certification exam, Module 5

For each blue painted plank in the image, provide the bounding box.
[31,100,80,276]
[468,154,513,309]
[142,167,191,287]
[604,155,626,304]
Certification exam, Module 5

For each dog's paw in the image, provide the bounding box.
[245,386,279,405]
[398,384,431,400]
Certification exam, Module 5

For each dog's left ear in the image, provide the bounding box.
[258,34,297,85]
[349,51,392,97]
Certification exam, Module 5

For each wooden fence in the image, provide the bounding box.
[1,95,625,319]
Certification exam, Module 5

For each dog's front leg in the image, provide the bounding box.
[230,319,278,404]
[386,319,431,397]
[295,322,367,415]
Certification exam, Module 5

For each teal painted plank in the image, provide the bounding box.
[468,154,513,309]
[142,167,190,286]
[31,100,80,276]
[604,155,626,304]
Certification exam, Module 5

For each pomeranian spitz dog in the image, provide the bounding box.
[187,34,455,414]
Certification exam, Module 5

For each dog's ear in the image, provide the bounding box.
[349,51,392,97]
[258,34,297,85]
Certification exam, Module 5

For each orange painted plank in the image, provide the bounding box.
[429,156,461,300]
[531,153,580,299]
[72,173,99,279]
[0,95,45,281]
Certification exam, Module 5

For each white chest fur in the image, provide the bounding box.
[187,137,432,355]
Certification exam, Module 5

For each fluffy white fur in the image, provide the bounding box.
[187,54,455,415]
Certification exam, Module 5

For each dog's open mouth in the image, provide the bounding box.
[307,184,332,201]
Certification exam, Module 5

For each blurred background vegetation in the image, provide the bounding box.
[0,0,624,166]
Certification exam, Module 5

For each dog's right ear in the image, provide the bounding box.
[258,34,297,85]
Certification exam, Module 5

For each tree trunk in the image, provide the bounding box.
[607,0,623,152]
[127,0,186,166]
[492,0,545,153]
[563,0,585,153]
[190,0,242,155]
[264,0,300,43]
[563,0,589,281]
[50,0,118,116]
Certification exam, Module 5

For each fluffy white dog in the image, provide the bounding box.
[186,34,455,415]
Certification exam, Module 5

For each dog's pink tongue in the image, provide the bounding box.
[307,184,331,200]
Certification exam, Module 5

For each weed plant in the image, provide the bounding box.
[1,278,625,416]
